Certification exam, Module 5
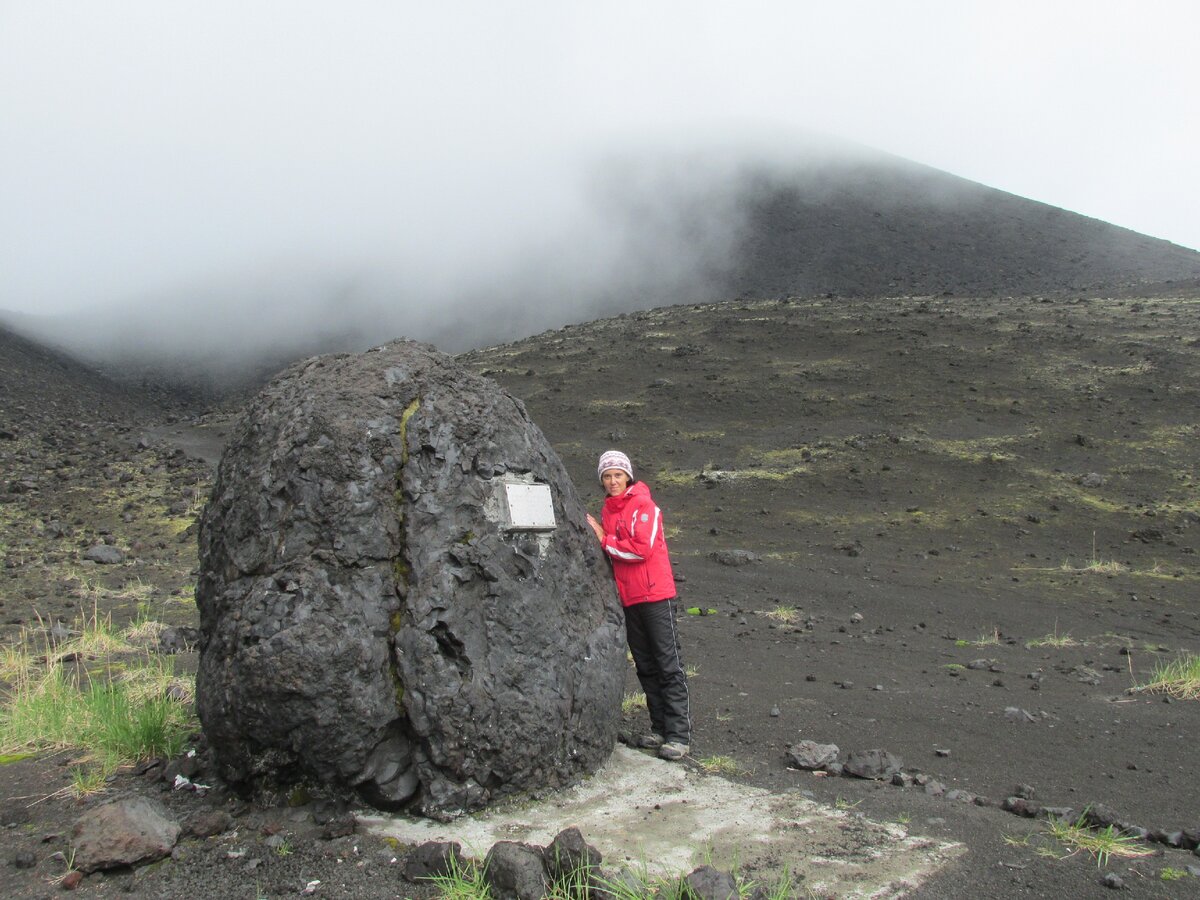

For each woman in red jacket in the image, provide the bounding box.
[587,450,692,761]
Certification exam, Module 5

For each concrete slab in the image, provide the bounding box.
[359,746,964,897]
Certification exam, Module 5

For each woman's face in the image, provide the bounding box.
[601,468,631,496]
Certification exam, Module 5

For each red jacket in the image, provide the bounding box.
[601,481,677,606]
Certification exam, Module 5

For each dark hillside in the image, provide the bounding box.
[7,149,1200,391]
[0,324,167,435]
[719,159,1200,300]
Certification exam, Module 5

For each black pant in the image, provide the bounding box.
[624,597,691,745]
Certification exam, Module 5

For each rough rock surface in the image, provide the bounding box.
[786,740,840,770]
[843,749,904,780]
[196,340,626,818]
[543,826,602,881]
[483,841,548,900]
[683,865,739,900]
[71,797,180,873]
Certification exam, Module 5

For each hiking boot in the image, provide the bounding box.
[637,733,665,749]
[658,741,689,761]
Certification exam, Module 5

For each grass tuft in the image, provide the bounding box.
[421,852,490,899]
[1130,652,1200,700]
[763,606,798,624]
[621,691,647,714]
[696,755,747,777]
[1043,812,1156,867]
[1026,625,1078,649]
[956,628,1001,647]
[0,610,195,791]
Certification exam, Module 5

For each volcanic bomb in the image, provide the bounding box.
[194,340,626,818]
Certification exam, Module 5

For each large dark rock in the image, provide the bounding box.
[195,340,626,818]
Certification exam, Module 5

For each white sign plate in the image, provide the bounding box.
[503,483,556,530]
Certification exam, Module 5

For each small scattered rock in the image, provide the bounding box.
[162,752,200,785]
[1039,806,1074,821]
[543,827,601,883]
[12,849,37,869]
[1002,797,1041,818]
[321,814,356,840]
[156,625,200,654]
[1150,829,1183,848]
[483,841,547,900]
[82,545,124,565]
[1101,871,1124,889]
[61,869,83,890]
[1004,707,1037,723]
[683,864,738,900]
[786,740,840,770]
[403,841,463,882]
[1129,527,1165,543]
[185,809,232,839]
[709,549,760,567]
[843,749,902,780]
[1083,804,1125,831]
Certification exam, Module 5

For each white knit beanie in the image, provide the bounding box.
[597,449,634,482]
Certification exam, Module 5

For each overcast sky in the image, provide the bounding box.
[2,1,1197,329]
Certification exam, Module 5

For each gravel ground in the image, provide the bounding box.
[2,291,1199,898]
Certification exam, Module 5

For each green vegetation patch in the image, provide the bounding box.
[656,464,808,487]
[1131,652,1200,700]
[918,432,1036,464]
[420,845,794,900]
[697,754,748,777]
[621,691,647,714]
[1041,812,1156,866]
[0,611,196,792]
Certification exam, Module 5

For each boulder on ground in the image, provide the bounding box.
[403,841,464,882]
[82,544,123,564]
[195,340,626,818]
[71,797,180,872]
[786,740,840,770]
[710,549,760,567]
[543,826,602,881]
[843,749,903,780]
[684,865,738,900]
[484,841,548,900]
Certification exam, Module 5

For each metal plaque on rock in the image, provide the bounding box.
[502,482,556,531]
